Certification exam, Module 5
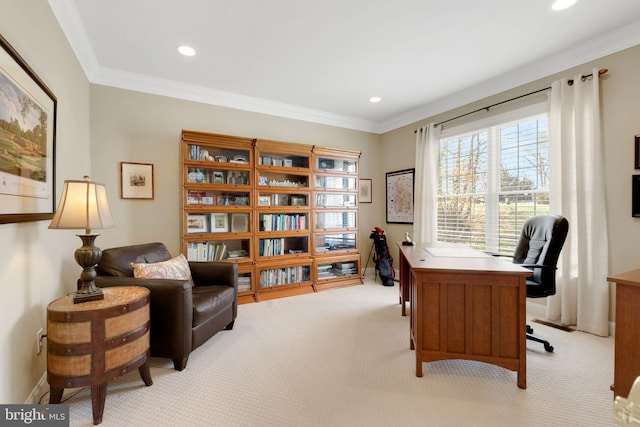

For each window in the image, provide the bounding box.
[437,105,549,256]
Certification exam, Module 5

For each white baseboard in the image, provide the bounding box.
[26,371,49,404]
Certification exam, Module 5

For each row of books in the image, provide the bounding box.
[186,243,249,261]
[259,266,310,287]
[259,238,286,256]
[187,242,228,261]
[259,214,307,231]
[317,262,357,278]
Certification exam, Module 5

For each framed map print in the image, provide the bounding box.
[385,168,414,224]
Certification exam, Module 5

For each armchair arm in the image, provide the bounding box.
[95,276,193,361]
[189,261,238,290]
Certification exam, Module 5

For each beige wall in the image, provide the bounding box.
[88,85,383,258]
[381,44,640,319]
[4,0,640,406]
[0,0,92,403]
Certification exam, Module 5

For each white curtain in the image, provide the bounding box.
[414,123,441,242]
[547,67,609,336]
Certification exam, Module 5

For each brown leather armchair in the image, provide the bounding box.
[95,242,237,371]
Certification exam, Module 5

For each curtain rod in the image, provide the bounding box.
[414,68,608,132]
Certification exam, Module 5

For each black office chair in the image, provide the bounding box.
[513,214,569,353]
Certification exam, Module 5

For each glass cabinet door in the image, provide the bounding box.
[187,144,250,164]
[314,192,356,208]
[314,211,356,230]
[315,157,357,174]
[315,175,357,191]
[186,212,251,234]
[258,171,309,188]
[186,167,250,185]
[317,259,359,279]
[186,190,250,207]
[186,238,251,261]
[258,152,309,169]
[314,232,357,253]
[258,265,311,288]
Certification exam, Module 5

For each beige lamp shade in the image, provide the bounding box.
[49,176,114,234]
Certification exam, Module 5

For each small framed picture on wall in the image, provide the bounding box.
[359,179,372,203]
[121,162,154,199]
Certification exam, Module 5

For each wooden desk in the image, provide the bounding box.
[608,269,640,399]
[47,286,152,425]
[397,243,532,389]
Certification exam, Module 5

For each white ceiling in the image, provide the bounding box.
[49,0,640,133]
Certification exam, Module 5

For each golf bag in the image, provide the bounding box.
[370,227,395,286]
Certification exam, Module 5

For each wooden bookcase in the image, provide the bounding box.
[254,139,314,300]
[311,146,362,290]
[181,130,256,304]
[181,130,362,303]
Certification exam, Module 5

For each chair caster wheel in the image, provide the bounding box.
[544,344,554,352]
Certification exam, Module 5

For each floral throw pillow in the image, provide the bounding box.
[131,254,192,282]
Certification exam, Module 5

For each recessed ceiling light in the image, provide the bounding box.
[369,97,382,103]
[177,45,196,56]
[552,0,577,11]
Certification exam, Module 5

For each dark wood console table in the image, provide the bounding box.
[47,286,152,425]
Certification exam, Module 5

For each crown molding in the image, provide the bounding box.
[90,67,378,132]
[47,0,100,77]
[49,0,640,135]
[377,20,640,133]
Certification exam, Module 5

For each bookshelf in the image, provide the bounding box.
[181,130,362,303]
[254,139,314,299]
[182,130,255,303]
[312,146,362,290]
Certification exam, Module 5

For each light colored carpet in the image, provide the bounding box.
[59,275,616,426]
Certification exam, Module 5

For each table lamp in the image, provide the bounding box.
[49,176,114,303]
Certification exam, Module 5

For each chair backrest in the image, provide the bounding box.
[97,242,172,277]
[512,215,569,298]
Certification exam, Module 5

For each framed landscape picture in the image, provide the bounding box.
[0,35,57,224]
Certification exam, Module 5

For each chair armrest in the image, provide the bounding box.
[95,276,193,356]
[95,276,192,296]
[95,277,193,325]
[519,263,557,270]
[189,261,238,291]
